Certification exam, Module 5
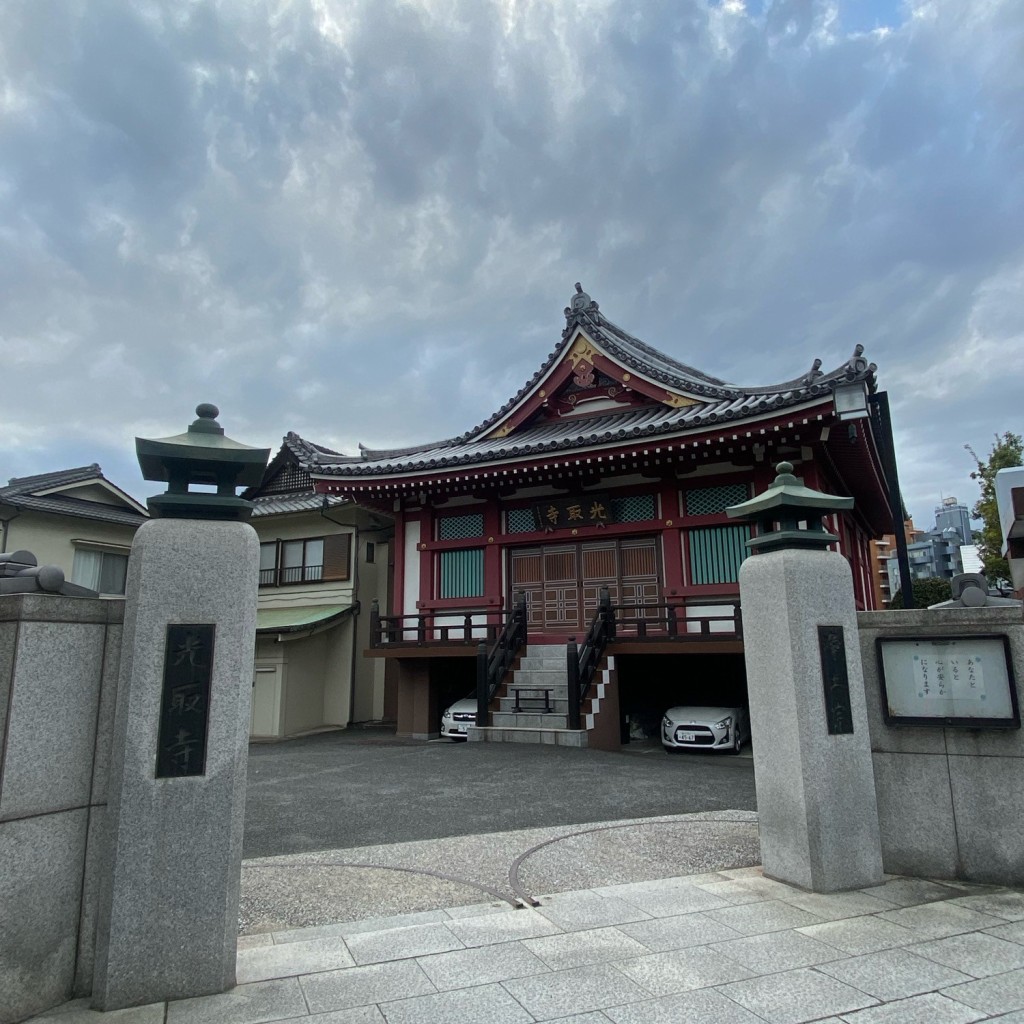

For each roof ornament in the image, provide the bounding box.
[844,344,877,380]
[802,358,823,385]
[0,549,98,597]
[564,282,599,322]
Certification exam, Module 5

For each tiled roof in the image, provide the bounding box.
[0,465,148,526]
[246,433,351,513]
[282,432,344,461]
[2,464,105,495]
[309,287,877,480]
[0,493,148,527]
[251,493,346,517]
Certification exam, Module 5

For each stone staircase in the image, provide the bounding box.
[469,643,587,747]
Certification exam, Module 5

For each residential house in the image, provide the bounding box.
[246,433,394,739]
[0,465,148,594]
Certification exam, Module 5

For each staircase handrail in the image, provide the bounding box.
[566,587,616,730]
[475,592,529,727]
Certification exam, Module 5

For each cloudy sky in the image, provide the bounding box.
[2,0,1021,526]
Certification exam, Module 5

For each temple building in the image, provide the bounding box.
[309,286,894,745]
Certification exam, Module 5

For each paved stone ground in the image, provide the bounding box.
[243,728,756,859]
[39,852,1024,1024]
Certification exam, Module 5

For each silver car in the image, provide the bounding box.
[441,697,477,740]
[662,705,748,754]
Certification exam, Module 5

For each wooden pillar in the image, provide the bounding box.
[394,659,439,740]
[659,480,685,596]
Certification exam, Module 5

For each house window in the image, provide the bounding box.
[259,543,277,585]
[259,535,351,586]
[281,538,323,583]
[365,542,375,564]
[439,548,484,598]
[72,547,129,595]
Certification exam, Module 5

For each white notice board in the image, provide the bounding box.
[877,635,1019,728]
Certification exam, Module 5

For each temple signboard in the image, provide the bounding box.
[156,623,216,777]
[532,494,618,532]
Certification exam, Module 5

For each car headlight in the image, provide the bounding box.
[714,716,732,730]
[662,716,671,728]
[442,710,451,719]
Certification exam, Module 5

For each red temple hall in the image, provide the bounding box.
[311,285,893,745]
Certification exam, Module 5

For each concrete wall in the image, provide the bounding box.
[0,594,123,1024]
[859,606,1024,886]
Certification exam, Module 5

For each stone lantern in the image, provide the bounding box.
[726,460,853,553]
[136,403,270,521]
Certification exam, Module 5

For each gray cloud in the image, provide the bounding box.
[1,0,1021,526]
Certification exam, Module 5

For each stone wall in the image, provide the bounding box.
[858,606,1024,886]
[0,594,123,1024]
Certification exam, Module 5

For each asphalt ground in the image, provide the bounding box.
[243,728,757,860]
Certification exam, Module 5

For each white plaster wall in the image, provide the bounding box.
[432,613,489,640]
[403,520,421,618]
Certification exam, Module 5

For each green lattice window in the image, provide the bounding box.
[688,524,751,585]
[439,548,485,598]
[438,513,484,541]
[506,508,537,534]
[610,493,657,523]
[685,484,748,517]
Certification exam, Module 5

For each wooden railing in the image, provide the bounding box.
[567,588,615,730]
[476,592,529,726]
[368,598,742,647]
[612,600,742,640]
[368,602,504,647]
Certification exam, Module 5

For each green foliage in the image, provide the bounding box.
[964,432,1023,587]
[888,577,952,609]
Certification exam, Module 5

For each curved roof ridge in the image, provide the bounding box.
[311,288,879,476]
[3,464,104,495]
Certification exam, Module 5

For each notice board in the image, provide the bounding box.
[876,634,1020,729]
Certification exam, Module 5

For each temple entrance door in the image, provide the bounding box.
[509,537,660,637]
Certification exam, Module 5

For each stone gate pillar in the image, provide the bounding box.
[727,462,883,893]
[91,405,269,1009]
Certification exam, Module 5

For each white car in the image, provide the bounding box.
[441,697,477,740]
[662,705,748,754]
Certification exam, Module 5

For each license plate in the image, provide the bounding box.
[679,731,696,743]
[454,724,467,732]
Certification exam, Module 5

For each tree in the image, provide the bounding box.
[889,577,951,609]
[964,431,1023,588]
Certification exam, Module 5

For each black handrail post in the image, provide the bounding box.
[475,642,489,727]
[369,599,380,647]
[417,614,427,643]
[566,638,581,730]
[599,586,615,641]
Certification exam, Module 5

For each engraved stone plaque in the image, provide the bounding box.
[156,624,215,777]
[818,624,853,735]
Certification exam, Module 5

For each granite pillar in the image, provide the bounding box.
[739,547,883,892]
[91,518,258,1009]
